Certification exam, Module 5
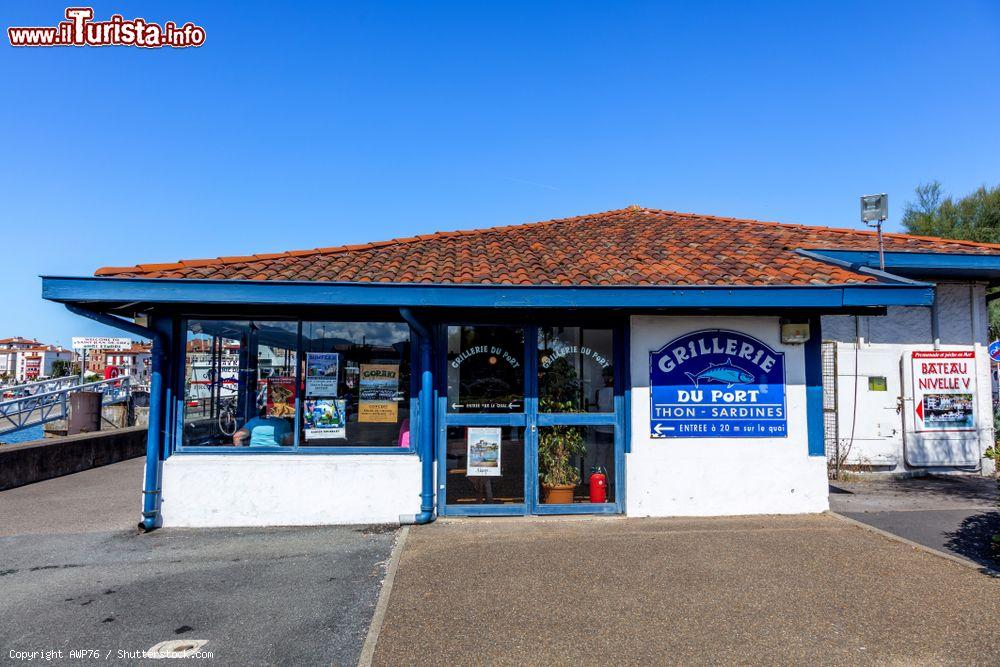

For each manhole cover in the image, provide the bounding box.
[147,639,208,658]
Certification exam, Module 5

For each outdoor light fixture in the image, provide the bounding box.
[860,193,889,271]
[780,319,810,344]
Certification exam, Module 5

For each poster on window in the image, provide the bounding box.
[265,377,297,418]
[911,351,976,432]
[304,398,347,440]
[359,364,399,422]
[345,362,360,390]
[305,352,340,397]
[466,427,501,476]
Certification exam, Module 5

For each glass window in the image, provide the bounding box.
[254,322,299,447]
[445,426,525,505]
[537,327,613,412]
[537,426,615,504]
[299,322,410,447]
[447,325,524,413]
[182,320,252,447]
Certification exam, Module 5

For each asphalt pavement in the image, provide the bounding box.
[0,458,397,666]
[372,515,1000,666]
[830,474,999,570]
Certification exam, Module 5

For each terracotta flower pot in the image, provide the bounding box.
[542,483,575,504]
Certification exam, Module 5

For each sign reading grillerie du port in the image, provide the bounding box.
[650,330,786,438]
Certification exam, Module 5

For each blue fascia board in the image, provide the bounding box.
[806,249,1000,278]
[41,275,934,309]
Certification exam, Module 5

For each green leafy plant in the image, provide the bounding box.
[536,345,587,487]
[538,426,586,486]
[538,399,586,487]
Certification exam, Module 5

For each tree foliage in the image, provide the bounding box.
[902,182,1000,337]
[901,181,1000,244]
[50,359,71,378]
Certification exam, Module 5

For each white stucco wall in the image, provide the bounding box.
[627,316,829,517]
[159,454,422,527]
[821,282,995,474]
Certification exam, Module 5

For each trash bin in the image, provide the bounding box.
[68,391,102,434]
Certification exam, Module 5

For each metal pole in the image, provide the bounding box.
[876,220,885,271]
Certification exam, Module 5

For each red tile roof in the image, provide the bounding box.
[0,337,41,345]
[93,207,1000,287]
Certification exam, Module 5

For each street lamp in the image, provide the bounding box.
[860,193,888,271]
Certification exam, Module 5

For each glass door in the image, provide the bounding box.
[534,326,622,514]
[438,322,625,516]
[440,324,529,515]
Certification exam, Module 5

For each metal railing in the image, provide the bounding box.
[0,376,132,436]
[0,375,83,399]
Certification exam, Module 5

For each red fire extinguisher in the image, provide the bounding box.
[589,466,607,504]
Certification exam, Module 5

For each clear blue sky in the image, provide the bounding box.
[2,1,999,345]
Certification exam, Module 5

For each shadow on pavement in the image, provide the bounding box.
[944,510,1000,571]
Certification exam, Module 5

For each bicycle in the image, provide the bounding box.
[217,396,238,436]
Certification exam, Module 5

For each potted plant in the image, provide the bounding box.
[536,346,588,503]
[538,399,586,503]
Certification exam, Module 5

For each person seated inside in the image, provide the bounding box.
[232,407,293,447]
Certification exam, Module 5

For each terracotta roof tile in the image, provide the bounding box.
[92,207,1000,287]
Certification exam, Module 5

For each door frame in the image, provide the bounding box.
[435,320,627,517]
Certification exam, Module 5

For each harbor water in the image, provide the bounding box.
[0,424,44,445]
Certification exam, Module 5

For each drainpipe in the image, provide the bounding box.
[64,304,166,532]
[398,308,436,525]
[931,285,941,350]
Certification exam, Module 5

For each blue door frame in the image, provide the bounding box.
[435,322,627,517]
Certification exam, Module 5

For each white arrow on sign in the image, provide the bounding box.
[652,423,675,435]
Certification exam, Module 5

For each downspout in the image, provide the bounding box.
[931,285,941,350]
[65,303,166,532]
[398,308,436,525]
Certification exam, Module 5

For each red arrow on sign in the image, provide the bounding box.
[915,401,923,421]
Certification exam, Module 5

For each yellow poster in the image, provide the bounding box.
[359,364,399,423]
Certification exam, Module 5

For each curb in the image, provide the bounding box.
[827,511,999,577]
[358,525,408,667]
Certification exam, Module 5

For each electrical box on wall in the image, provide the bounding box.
[779,320,810,344]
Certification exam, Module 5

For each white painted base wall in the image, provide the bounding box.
[626,447,829,516]
[628,315,829,517]
[159,454,422,527]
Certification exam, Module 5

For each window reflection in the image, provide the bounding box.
[182,320,253,447]
[446,326,524,413]
[299,322,410,447]
[538,327,613,412]
[181,319,409,449]
[244,322,298,447]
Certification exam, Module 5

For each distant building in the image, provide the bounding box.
[0,336,74,382]
[86,342,152,381]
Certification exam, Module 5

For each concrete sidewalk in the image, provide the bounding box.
[0,457,144,537]
[372,515,1000,666]
[0,457,397,666]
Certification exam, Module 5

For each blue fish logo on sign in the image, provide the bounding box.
[685,359,755,388]
[649,329,787,438]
